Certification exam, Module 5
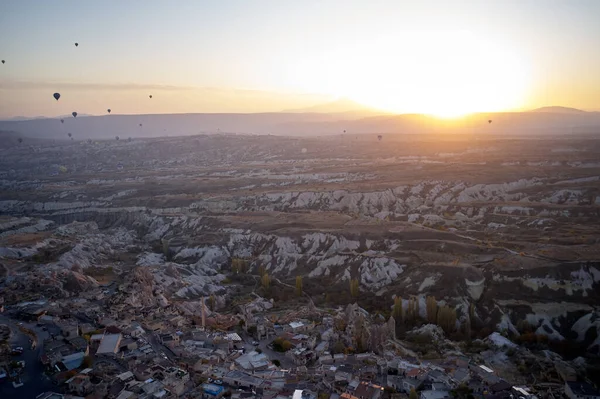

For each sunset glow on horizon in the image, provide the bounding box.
[1,0,599,118]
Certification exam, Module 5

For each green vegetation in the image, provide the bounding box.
[272,337,292,352]
[161,238,172,261]
[393,296,403,320]
[261,273,271,290]
[295,275,303,296]
[437,305,457,334]
[231,258,248,274]
[426,295,438,324]
[349,278,359,299]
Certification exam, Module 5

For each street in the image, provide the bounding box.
[0,314,55,398]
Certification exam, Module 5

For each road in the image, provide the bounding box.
[147,332,177,364]
[0,314,55,398]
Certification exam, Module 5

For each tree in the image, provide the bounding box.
[426,296,438,324]
[161,238,172,261]
[258,265,266,276]
[295,276,303,297]
[272,359,281,367]
[349,278,359,299]
[261,273,271,290]
[232,258,248,274]
[409,388,418,399]
[209,295,216,311]
[393,296,403,320]
[437,305,457,334]
[406,296,419,323]
[82,355,93,368]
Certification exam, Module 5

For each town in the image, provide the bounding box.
[1,279,597,399]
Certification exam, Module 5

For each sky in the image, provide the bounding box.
[1,0,600,118]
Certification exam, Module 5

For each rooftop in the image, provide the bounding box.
[96,333,122,354]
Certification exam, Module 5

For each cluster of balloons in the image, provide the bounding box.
[43,42,153,141]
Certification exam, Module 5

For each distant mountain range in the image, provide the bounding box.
[283,98,389,117]
[1,106,599,140]
[528,106,587,114]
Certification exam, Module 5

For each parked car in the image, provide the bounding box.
[214,380,223,385]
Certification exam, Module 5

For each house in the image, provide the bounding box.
[420,391,451,399]
[450,368,470,385]
[160,333,180,345]
[119,338,138,352]
[565,382,600,399]
[68,336,89,355]
[353,381,384,399]
[203,383,225,398]
[68,374,93,396]
[235,351,270,371]
[427,370,452,387]
[223,370,265,388]
[163,367,190,396]
[315,341,329,356]
[285,321,312,334]
[387,375,424,394]
[58,352,86,371]
[96,333,122,355]
[116,371,135,384]
[57,320,79,339]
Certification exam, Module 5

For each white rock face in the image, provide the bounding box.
[488,332,517,348]
[465,277,485,301]
[419,276,439,292]
[358,258,405,290]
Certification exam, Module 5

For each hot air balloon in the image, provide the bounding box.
[139,123,142,127]
[1,60,5,64]
[60,119,64,124]
[53,93,61,101]
[74,43,79,47]
[149,95,152,99]
[488,120,492,124]
[68,133,72,138]
[18,138,23,144]
[128,137,132,142]
[72,111,77,118]
[115,136,120,141]
[377,135,382,141]
[107,109,111,113]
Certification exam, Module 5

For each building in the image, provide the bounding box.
[565,382,600,399]
[223,370,265,388]
[203,383,225,398]
[96,333,123,355]
[420,391,451,399]
[59,352,86,371]
[68,374,93,396]
[234,351,270,371]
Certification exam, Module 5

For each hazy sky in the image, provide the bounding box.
[1,0,599,118]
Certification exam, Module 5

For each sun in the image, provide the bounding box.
[289,30,529,117]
